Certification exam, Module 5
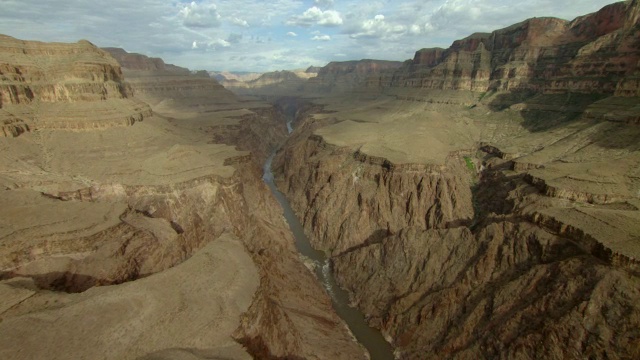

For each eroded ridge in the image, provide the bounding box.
[272,81,640,358]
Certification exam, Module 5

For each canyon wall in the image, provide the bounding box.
[221,69,318,98]
[102,48,238,109]
[220,60,403,98]
[0,37,368,359]
[270,2,640,358]
[274,98,640,359]
[102,47,190,73]
[307,59,403,93]
[377,0,640,97]
[0,35,151,137]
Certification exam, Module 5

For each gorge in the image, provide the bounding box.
[1,0,640,359]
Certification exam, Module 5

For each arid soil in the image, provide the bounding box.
[268,1,640,359]
[2,1,640,359]
[0,38,367,359]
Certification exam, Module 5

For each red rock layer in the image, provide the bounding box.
[0,35,152,137]
[102,47,189,73]
[382,1,640,96]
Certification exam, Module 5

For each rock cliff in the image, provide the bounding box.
[274,91,640,358]
[380,0,640,97]
[0,36,367,359]
[0,35,151,137]
[271,2,640,353]
[307,59,403,93]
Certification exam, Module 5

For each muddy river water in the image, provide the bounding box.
[263,152,395,360]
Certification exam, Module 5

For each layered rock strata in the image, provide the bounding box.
[0,35,151,137]
[380,0,640,96]
[273,81,640,358]
[307,60,403,94]
[0,37,367,359]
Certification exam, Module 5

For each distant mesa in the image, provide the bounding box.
[102,48,237,108]
[381,1,640,97]
[220,68,319,97]
[221,59,403,97]
[0,35,151,137]
[102,47,190,73]
[210,71,263,83]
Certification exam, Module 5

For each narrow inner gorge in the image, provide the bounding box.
[262,114,395,360]
[1,3,639,358]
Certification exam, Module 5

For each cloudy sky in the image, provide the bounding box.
[0,0,621,72]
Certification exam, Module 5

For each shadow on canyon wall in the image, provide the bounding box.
[0,270,147,293]
[488,91,640,150]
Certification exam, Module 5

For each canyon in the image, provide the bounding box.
[1,0,639,359]
[0,38,366,359]
[266,1,640,358]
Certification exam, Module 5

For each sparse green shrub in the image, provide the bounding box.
[464,156,475,171]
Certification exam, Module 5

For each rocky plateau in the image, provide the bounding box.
[261,0,640,359]
[0,38,367,359]
[2,0,640,360]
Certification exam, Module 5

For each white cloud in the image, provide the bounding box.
[192,41,198,49]
[230,17,249,27]
[206,38,231,48]
[0,0,624,72]
[286,31,298,37]
[178,1,221,28]
[287,6,343,27]
[348,14,407,39]
[312,34,331,41]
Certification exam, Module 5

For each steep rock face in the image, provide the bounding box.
[275,134,474,256]
[102,47,189,73]
[307,59,403,93]
[332,221,640,359]
[0,35,151,136]
[0,37,367,359]
[274,96,640,358]
[384,1,640,96]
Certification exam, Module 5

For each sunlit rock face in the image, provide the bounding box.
[267,2,640,358]
[0,35,368,360]
[378,1,640,97]
[0,35,151,137]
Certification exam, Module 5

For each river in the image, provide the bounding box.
[263,152,395,360]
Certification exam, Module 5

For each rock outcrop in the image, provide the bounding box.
[0,36,367,360]
[274,92,640,358]
[0,35,151,136]
[380,0,640,96]
[307,59,403,93]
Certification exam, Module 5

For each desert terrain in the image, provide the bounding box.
[1,0,639,359]
[268,1,640,358]
[0,36,366,359]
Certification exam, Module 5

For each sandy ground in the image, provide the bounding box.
[311,93,478,164]
[0,233,259,360]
